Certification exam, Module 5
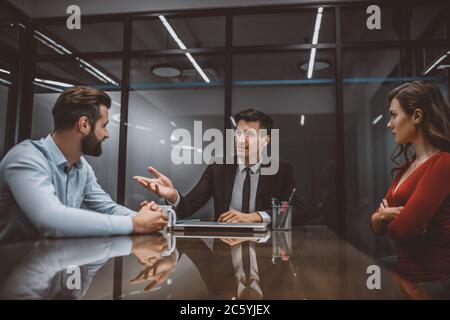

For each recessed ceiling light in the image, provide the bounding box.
[298,60,330,72]
[151,64,182,78]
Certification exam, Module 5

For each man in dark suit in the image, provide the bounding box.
[134,108,307,225]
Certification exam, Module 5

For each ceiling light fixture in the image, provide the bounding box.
[158,15,210,83]
[299,59,330,72]
[32,29,118,86]
[185,52,210,83]
[230,116,237,128]
[312,7,323,45]
[372,114,383,125]
[423,50,450,75]
[307,7,324,79]
[0,78,12,86]
[33,81,64,92]
[307,48,317,79]
[34,78,73,88]
[151,64,182,78]
[34,30,72,55]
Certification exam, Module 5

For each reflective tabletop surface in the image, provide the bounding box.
[0,226,446,300]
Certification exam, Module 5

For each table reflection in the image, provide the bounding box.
[0,226,447,300]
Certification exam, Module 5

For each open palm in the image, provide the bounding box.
[133,167,178,202]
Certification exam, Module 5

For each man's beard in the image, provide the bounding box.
[236,144,260,165]
[81,130,103,157]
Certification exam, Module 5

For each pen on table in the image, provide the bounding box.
[271,197,278,216]
[280,209,291,227]
[280,188,295,227]
[287,187,296,206]
[271,197,278,207]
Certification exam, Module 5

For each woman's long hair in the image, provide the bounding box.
[387,81,450,174]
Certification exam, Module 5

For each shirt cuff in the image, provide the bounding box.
[257,211,271,224]
[166,191,180,207]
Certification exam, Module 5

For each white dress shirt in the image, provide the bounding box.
[169,159,271,223]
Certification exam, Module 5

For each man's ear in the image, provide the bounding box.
[412,108,424,125]
[263,134,270,146]
[77,116,91,135]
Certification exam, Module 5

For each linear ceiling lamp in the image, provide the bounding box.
[158,15,210,83]
[423,50,450,76]
[307,7,324,79]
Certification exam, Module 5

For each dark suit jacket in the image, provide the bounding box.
[176,159,308,226]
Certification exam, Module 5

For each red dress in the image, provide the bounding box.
[379,152,450,282]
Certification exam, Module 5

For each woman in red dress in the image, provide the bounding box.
[371,81,450,283]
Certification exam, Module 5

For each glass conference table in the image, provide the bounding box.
[0,226,444,300]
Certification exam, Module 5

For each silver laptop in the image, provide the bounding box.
[172,229,271,241]
[172,220,268,232]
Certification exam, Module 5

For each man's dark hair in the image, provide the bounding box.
[52,86,111,131]
[234,108,273,135]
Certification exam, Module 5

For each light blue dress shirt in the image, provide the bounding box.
[0,135,135,242]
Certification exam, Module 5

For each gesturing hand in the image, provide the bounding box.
[133,167,178,203]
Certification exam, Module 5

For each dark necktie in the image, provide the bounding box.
[242,241,251,285]
[242,167,251,213]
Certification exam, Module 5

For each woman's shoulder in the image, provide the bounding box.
[429,151,450,170]
[433,151,450,162]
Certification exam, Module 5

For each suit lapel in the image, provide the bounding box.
[256,161,272,208]
[223,162,237,211]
